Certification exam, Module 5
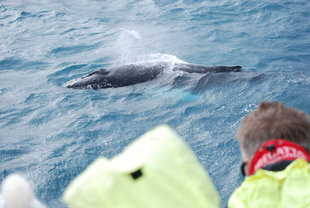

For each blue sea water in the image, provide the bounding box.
[1,0,310,207]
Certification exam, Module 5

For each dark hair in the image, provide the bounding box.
[236,101,310,160]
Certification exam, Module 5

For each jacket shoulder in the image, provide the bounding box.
[228,159,310,208]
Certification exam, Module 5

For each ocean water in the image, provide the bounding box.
[1,0,310,207]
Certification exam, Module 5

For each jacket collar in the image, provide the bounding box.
[248,139,310,175]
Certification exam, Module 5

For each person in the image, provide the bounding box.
[228,101,310,207]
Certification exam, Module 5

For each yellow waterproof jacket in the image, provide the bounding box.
[63,125,219,208]
[228,159,310,208]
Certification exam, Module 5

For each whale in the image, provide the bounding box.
[65,62,242,89]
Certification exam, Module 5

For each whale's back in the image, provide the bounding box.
[65,62,242,89]
[65,62,167,89]
[107,63,166,87]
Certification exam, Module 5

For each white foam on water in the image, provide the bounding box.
[141,53,187,64]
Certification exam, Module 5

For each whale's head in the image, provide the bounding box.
[65,69,112,89]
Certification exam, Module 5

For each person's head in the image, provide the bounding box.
[236,101,310,163]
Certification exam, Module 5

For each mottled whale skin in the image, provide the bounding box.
[65,62,242,89]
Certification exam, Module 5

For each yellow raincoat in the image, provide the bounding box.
[229,158,310,208]
[63,125,219,208]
